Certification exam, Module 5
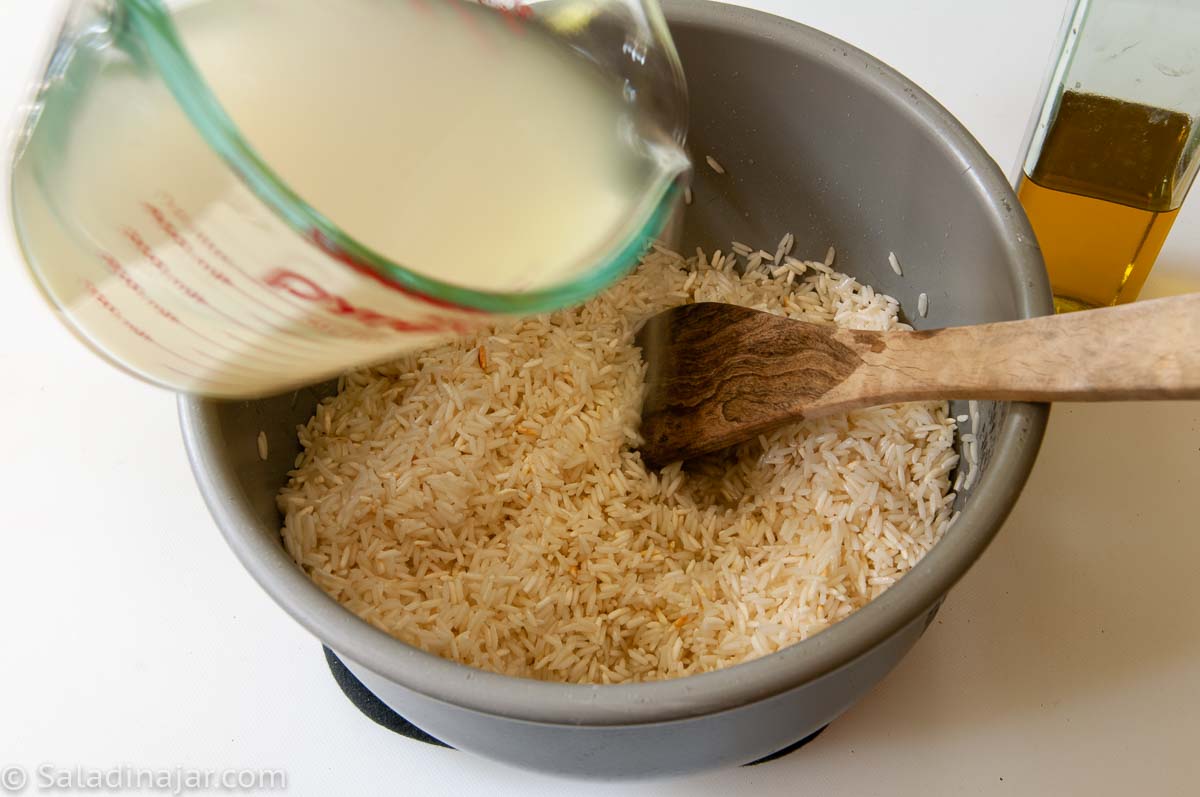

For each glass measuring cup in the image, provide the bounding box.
[9,0,690,397]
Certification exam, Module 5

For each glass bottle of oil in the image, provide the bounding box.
[1015,0,1200,313]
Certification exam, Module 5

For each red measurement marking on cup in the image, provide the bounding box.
[307,229,484,314]
[121,225,305,355]
[119,228,284,362]
[140,198,364,360]
[140,202,349,354]
[85,278,258,377]
[101,252,295,371]
[157,194,235,268]
[83,280,154,343]
[141,203,233,286]
[122,227,208,305]
[100,254,180,324]
[263,269,473,335]
[155,194,394,345]
[478,0,532,33]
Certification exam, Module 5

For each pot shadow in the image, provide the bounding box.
[815,399,1200,751]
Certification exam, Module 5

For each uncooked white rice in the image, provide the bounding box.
[889,251,903,276]
[705,155,726,174]
[278,239,960,684]
[257,431,269,461]
[783,257,807,276]
[774,232,795,265]
[918,292,929,318]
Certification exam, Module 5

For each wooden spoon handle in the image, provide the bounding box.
[817,292,1200,413]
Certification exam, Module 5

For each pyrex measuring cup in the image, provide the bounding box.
[10,0,690,398]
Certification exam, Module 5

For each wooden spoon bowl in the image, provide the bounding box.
[636,294,1200,467]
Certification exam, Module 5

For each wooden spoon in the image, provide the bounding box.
[635,293,1200,467]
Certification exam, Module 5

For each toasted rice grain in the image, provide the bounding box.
[278,239,959,684]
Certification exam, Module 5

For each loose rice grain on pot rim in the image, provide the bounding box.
[277,238,960,685]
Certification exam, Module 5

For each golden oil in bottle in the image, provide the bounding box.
[1017,90,1192,313]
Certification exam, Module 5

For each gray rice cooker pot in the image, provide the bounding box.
[179,0,1051,778]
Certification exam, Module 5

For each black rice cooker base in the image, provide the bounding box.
[323,647,828,767]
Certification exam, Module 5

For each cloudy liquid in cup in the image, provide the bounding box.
[12,0,686,395]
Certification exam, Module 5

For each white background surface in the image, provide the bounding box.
[2,1,1199,795]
